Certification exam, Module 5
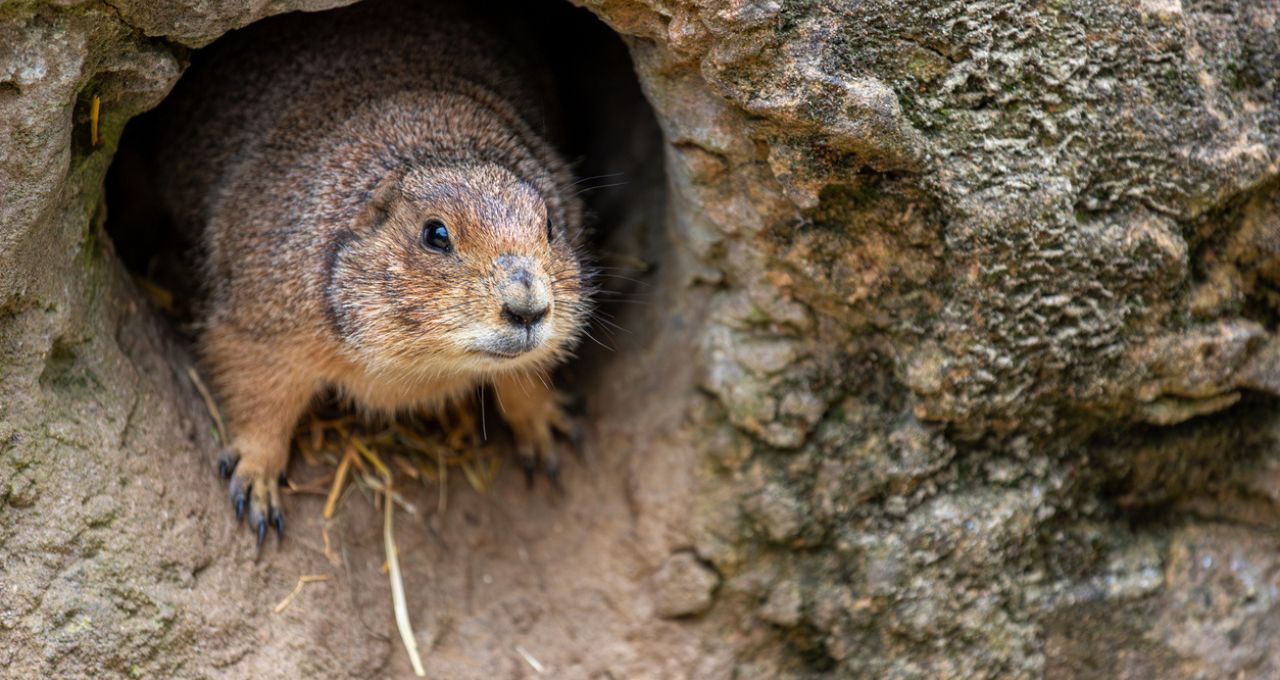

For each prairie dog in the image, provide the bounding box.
[156,1,589,542]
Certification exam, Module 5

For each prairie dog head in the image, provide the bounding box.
[326,163,589,379]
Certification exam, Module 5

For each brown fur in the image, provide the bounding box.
[155,0,590,539]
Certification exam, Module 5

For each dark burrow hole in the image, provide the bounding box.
[104,0,667,483]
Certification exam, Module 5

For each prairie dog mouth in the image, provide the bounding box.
[475,348,525,359]
[471,328,545,359]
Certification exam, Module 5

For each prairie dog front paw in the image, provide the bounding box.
[219,443,287,546]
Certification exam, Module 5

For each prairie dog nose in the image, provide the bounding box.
[496,255,551,329]
[503,300,548,328]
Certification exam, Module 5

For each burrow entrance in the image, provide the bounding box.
[101,1,704,676]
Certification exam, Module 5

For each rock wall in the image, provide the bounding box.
[0,4,406,677]
[577,0,1280,677]
[2,0,1279,677]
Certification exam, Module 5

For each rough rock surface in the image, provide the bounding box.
[652,551,720,618]
[575,0,1280,676]
[3,0,1280,678]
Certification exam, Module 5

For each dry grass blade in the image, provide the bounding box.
[136,277,176,313]
[322,525,339,566]
[384,474,426,676]
[393,455,420,479]
[435,449,447,516]
[273,574,331,614]
[361,473,419,514]
[459,458,489,493]
[324,445,356,519]
[90,94,100,147]
[515,645,547,674]
[187,366,228,446]
[350,436,392,478]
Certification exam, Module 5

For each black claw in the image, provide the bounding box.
[519,451,538,488]
[545,460,562,490]
[256,518,267,547]
[217,449,239,479]
[277,472,288,487]
[270,507,285,539]
[230,476,249,520]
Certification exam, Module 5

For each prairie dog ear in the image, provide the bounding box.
[357,169,406,229]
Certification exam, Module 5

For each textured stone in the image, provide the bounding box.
[651,552,720,619]
[759,578,802,627]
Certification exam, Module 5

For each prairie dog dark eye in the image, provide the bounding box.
[421,219,451,253]
[546,215,556,243]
